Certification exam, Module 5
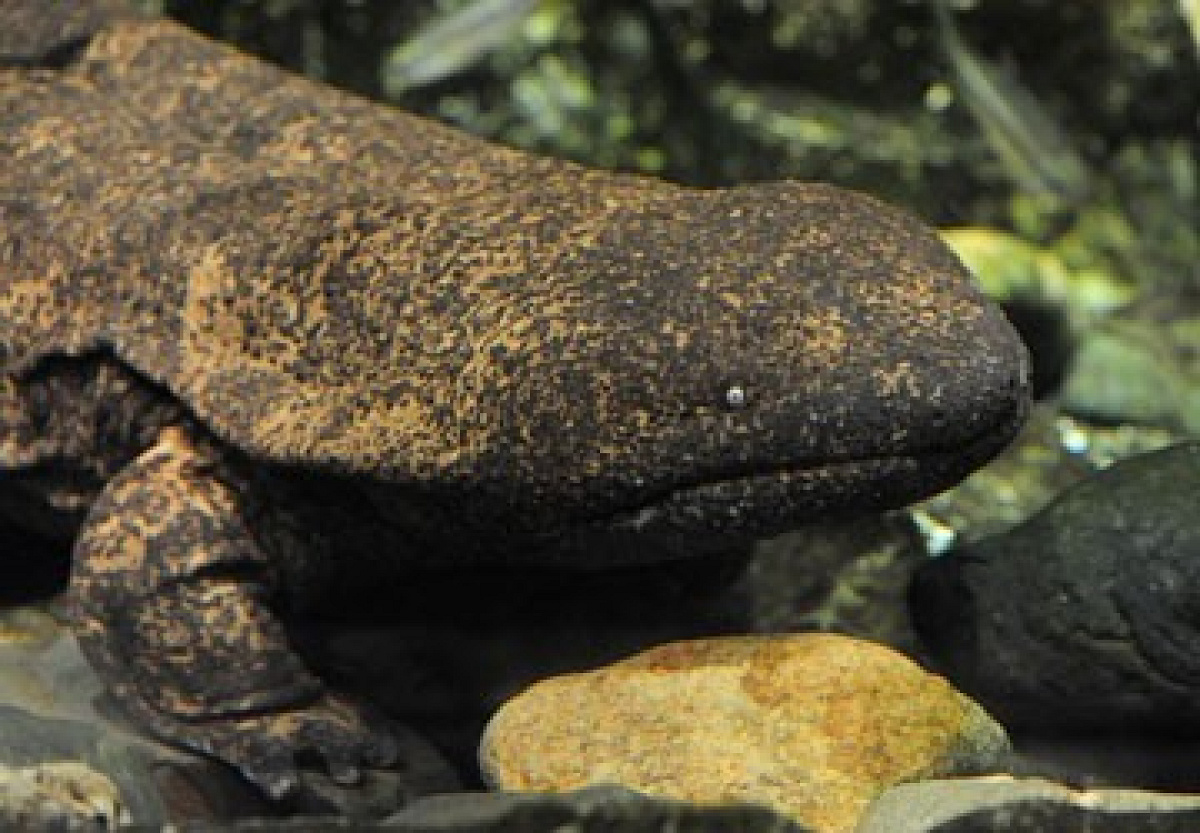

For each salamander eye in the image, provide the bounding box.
[723,385,748,409]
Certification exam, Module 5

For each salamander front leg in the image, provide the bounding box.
[70,427,397,799]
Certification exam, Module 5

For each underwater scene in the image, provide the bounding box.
[0,0,1198,829]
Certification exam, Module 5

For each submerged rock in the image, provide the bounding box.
[911,442,1200,736]
[175,786,811,832]
[480,632,1008,833]
[385,786,810,833]
[860,777,1200,832]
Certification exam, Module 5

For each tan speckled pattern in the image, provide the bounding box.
[70,425,396,796]
[1,12,1027,533]
[481,633,1010,832]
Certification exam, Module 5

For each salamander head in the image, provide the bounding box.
[393,180,1029,550]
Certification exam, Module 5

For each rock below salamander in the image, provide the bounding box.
[0,0,1029,803]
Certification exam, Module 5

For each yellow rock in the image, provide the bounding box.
[480,632,1008,833]
[0,761,127,829]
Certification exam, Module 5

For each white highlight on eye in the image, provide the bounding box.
[724,385,747,408]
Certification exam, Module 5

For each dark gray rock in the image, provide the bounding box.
[910,442,1200,736]
[931,805,1200,833]
[860,778,1200,833]
[389,786,811,833]
[175,786,812,832]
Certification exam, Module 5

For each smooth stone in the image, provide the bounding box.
[859,777,1200,832]
[389,786,810,833]
[479,632,1008,833]
[174,786,811,832]
[911,442,1200,736]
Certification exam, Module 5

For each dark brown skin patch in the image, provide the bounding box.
[0,355,185,539]
[0,0,1030,801]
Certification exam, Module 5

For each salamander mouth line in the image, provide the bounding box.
[606,456,904,532]
[602,411,1019,533]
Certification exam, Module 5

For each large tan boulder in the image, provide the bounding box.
[480,632,1008,832]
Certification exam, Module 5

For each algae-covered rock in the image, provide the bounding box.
[177,786,813,832]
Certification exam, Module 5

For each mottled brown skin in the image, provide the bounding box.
[0,1,1029,801]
